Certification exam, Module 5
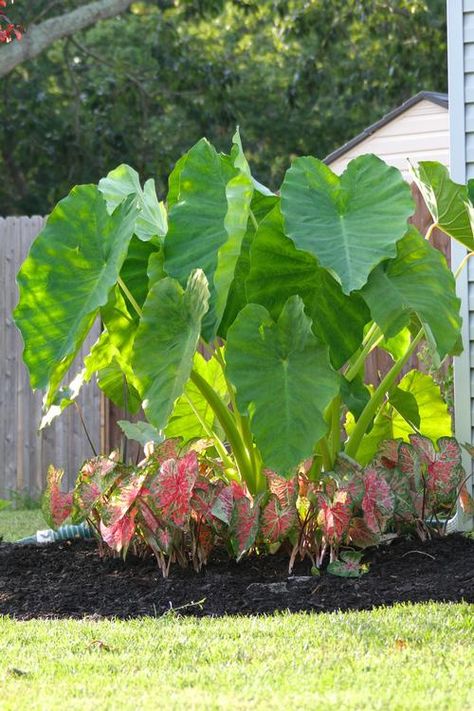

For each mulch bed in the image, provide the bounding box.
[1,534,473,619]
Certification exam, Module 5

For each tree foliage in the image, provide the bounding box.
[0,0,446,215]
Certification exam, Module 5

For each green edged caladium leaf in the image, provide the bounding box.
[280,154,414,294]
[164,138,238,340]
[260,495,298,543]
[147,451,199,527]
[14,186,138,406]
[411,161,474,250]
[99,163,167,241]
[246,205,370,368]
[226,295,339,474]
[327,550,366,578]
[362,226,461,360]
[133,269,210,431]
[165,350,228,441]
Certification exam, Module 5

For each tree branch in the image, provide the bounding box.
[0,0,134,78]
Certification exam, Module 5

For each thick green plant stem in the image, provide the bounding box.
[117,276,143,318]
[319,436,333,472]
[190,369,261,493]
[344,329,424,460]
[329,395,341,463]
[345,323,384,382]
[212,346,265,492]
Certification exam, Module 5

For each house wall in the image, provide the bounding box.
[445,0,473,529]
[327,100,449,179]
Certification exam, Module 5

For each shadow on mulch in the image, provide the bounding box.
[0,534,473,619]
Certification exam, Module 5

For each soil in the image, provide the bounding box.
[0,534,473,619]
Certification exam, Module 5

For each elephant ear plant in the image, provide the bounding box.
[13,131,474,569]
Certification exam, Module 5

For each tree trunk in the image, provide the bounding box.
[0,0,133,77]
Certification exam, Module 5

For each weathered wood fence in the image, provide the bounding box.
[0,217,101,497]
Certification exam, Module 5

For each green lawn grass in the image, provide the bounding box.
[1,512,473,710]
[0,508,46,542]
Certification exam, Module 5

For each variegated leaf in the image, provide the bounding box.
[362,468,394,534]
[148,451,199,526]
[42,465,73,529]
[261,495,298,543]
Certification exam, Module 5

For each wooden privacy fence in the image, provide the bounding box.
[0,217,101,497]
[0,189,451,498]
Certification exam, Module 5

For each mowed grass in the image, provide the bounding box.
[0,508,46,541]
[1,512,473,710]
[1,605,473,710]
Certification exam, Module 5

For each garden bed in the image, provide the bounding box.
[1,534,473,619]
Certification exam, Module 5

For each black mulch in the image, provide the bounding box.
[0,534,473,619]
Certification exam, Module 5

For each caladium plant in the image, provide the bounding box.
[15,130,473,522]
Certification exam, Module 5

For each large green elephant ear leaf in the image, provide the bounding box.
[245,204,370,368]
[226,296,339,475]
[132,269,209,430]
[99,164,167,241]
[411,161,474,250]
[165,350,228,441]
[361,226,461,360]
[164,132,253,341]
[280,154,414,293]
[84,286,142,413]
[14,185,138,406]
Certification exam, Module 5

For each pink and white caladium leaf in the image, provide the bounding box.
[327,550,366,578]
[102,471,147,527]
[261,494,298,543]
[100,508,137,554]
[148,451,199,526]
[381,467,418,522]
[72,453,118,521]
[317,489,352,542]
[42,465,73,529]
[146,438,181,468]
[362,468,395,534]
[230,491,261,560]
[375,439,403,470]
[264,469,298,508]
[347,517,380,548]
[427,437,464,497]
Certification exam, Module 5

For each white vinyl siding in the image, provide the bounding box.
[327,100,449,178]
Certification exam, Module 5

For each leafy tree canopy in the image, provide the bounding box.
[0,0,446,215]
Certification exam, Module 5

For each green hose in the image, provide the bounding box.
[16,521,93,545]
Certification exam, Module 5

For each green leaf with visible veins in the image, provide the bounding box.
[246,205,370,368]
[133,270,210,430]
[99,163,167,241]
[280,154,414,293]
[361,226,461,360]
[411,161,474,250]
[14,185,138,407]
[164,138,237,340]
[226,296,339,474]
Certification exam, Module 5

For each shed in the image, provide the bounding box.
[325,91,449,179]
